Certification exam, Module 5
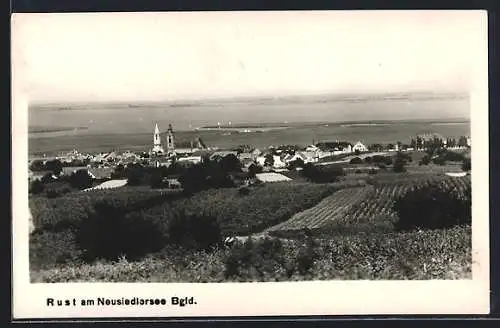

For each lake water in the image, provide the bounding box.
[28,96,470,155]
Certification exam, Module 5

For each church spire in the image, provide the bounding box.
[152,123,164,154]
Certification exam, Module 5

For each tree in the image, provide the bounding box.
[410,138,417,149]
[111,164,126,179]
[419,155,431,166]
[41,172,55,184]
[393,184,471,231]
[462,158,471,171]
[150,170,164,189]
[287,158,305,170]
[126,164,147,186]
[349,157,363,164]
[45,159,63,175]
[248,163,263,177]
[393,152,407,173]
[220,154,242,172]
[29,160,45,172]
[264,153,274,167]
[29,179,45,194]
[69,169,93,190]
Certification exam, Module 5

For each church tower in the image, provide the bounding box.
[166,124,175,155]
[152,123,164,154]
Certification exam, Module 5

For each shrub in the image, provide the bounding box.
[238,186,250,196]
[393,184,471,231]
[368,168,378,175]
[223,237,286,279]
[69,169,93,190]
[349,157,363,164]
[29,230,82,270]
[462,158,471,171]
[419,155,431,166]
[393,158,406,173]
[166,211,222,251]
[432,157,446,166]
[75,200,167,262]
[29,180,45,195]
[150,171,164,189]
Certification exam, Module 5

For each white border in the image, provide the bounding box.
[11,11,490,319]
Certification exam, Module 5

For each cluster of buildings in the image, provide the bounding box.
[28,122,471,184]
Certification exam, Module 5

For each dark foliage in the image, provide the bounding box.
[29,179,45,194]
[462,158,471,171]
[393,184,471,231]
[166,211,222,251]
[223,237,286,279]
[75,200,167,262]
[68,169,93,190]
[349,157,363,164]
[301,163,344,183]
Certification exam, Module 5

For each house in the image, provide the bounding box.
[316,141,353,155]
[352,141,368,153]
[256,156,267,166]
[272,155,287,169]
[251,148,262,156]
[300,151,320,163]
[238,152,255,161]
[163,176,182,189]
[305,145,320,152]
[177,156,202,165]
[284,152,307,164]
[88,167,114,180]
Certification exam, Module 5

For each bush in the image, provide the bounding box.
[349,157,363,164]
[75,200,167,262]
[368,168,378,175]
[238,186,250,196]
[393,184,471,231]
[393,158,406,173]
[377,163,387,170]
[29,180,45,194]
[432,157,446,166]
[223,237,287,279]
[29,230,82,270]
[419,155,431,166]
[166,211,222,251]
[150,171,164,189]
[69,169,93,190]
[462,158,471,171]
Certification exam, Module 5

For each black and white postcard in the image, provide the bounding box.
[11,10,490,319]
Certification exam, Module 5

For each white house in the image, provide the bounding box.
[256,156,267,166]
[352,141,368,153]
[305,145,319,152]
[284,152,306,163]
[272,155,287,169]
[177,156,202,164]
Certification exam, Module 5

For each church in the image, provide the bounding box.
[151,123,175,157]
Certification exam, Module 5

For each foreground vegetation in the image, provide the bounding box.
[31,225,471,282]
[30,168,472,282]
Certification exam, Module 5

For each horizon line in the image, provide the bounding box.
[29,90,469,106]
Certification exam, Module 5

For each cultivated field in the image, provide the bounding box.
[267,175,471,238]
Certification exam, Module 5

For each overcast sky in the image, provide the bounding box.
[12,11,485,103]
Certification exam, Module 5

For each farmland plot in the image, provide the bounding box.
[266,175,471,237]
[265,186,374,233]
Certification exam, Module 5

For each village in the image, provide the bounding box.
[28,122,471,195]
